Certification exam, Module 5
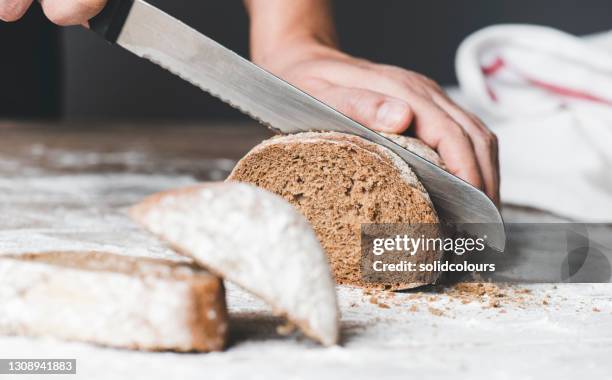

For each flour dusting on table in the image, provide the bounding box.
[1,137,611,380]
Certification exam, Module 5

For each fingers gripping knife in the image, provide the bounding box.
[90,0,506,250]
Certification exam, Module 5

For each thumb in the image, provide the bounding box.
[306,80,414,133]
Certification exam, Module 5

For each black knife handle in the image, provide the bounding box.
[90,0,135,43]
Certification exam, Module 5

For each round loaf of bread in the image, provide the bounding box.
[228,132,445,290]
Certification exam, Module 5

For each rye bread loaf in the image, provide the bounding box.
[130,182,340,346]
[0,252,227,352]
[228,132,445,290]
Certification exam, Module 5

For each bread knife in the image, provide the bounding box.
[90,0,506,250]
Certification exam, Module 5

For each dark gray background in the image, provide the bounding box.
[3,0,611,121]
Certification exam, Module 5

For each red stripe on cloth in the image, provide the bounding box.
[480,56,612,107]
[486,85,498,102]
[482,57,506,76]
[525,77,612,107]
[481,57,506,101]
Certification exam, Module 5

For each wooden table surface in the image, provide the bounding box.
[1,122,611,380]
[0,121,273,175]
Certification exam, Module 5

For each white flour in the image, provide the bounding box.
[1,282,611,380]
[0,174,196,262]
[1,146,611,379]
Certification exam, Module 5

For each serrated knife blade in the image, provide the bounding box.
[91,0,506,250]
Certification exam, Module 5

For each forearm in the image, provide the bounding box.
[243,0,338,65]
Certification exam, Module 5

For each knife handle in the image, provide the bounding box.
[90,0,135,43]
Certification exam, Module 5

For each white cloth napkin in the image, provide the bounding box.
[454,24,612,222]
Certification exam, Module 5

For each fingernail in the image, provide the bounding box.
[377,100,410,131]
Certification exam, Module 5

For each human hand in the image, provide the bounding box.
[255,38,500,205]
[0,0,106,25]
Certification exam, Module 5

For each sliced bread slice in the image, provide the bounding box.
[0,252,227,352]
[228,132,444,290]
[130,182,339,346]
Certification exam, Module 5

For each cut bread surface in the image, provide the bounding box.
[130,182,340,346]
[229,132,444,290]
[0,252,228,352]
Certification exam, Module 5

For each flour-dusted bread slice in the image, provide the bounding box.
[228,132,444,290]
[0,252,227,352]
[130,182,339,346]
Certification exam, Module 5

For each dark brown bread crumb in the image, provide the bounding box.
[363,282,551,316]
